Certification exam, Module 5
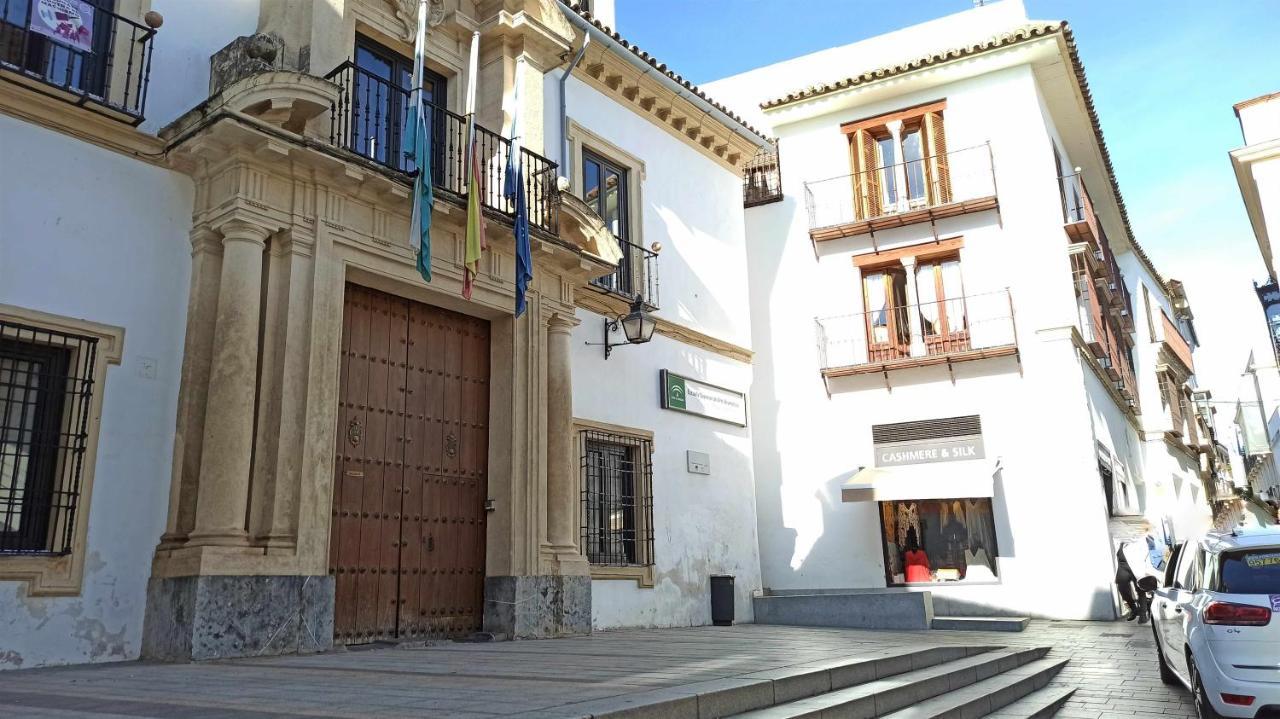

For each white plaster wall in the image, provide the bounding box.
[544,66,762,629]
[1239,97,1280,146]
[141,0,260,131]
[544,71,753,349]
[0,117,193,668]
[744,65,1123,620]
[571,318,761,628]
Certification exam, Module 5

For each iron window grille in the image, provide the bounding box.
[1,321,98,555]
[743,145,783,207]
[580,429,654,567]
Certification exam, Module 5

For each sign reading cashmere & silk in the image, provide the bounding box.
[660,370,747,427]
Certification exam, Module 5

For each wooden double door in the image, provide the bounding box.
[330,284,490,643]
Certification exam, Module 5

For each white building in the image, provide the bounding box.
[0,0,767,668]
[706,0,1225,621]
[1231,91,1280,517]
[0,0,1234,670]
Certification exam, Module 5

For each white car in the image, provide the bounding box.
[1150,526,1280,718]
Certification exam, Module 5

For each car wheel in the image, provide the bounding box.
[1189,656,1224,719]
[1151,623,1179,686]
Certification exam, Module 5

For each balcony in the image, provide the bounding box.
[1159,310,1195,373]
[588,237,659,310]
[1059,172,1104,253]
[743,145,782,207]
[325,61,560,237]
[804,144,998,244]
[0,1,158,124]
[815,289,1018,384]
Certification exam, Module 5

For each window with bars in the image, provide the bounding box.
[580,428,654,567]
[1,322,98,555]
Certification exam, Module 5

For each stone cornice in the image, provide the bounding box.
[573,47,759,175]
[575,291,753,364]
[0,74,166,164]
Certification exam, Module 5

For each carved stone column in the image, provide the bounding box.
[187,218,272,546]
[249,228,316,548]
[483,308,591,641]
[160,227,223,547]
[545,312,589,574]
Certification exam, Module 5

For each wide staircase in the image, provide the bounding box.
[726,644,1072,718]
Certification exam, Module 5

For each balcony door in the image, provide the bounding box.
[351,37,446,174]
[915,258,969,354]
[583,150,634,298]
[845,102,950,221]
[863,268,911,361]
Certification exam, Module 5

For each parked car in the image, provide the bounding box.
[1149,526,1280,718]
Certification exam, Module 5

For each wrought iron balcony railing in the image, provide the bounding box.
[804,144,997,242]
[743,145,782,207]
[815,289,1017,377]
[588,236,659,310]
[325,60,559,236]
[0,0,157,124]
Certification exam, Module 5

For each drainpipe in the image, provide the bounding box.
[559,35,590,183]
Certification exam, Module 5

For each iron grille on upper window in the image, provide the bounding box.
[743,145,782,207]
[0,322,98,555]
[580,429,654,567]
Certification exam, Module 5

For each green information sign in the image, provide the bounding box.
[660,370,747,427]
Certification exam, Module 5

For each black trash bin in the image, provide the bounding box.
[710,574,734,626]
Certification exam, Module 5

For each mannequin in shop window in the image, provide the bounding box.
[904,527,931,583]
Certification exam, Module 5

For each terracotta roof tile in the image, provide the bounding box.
[760,22,1062,109]
[561,2,772,142]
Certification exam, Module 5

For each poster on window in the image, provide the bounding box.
[29,0,96,53]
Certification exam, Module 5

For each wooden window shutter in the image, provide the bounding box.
[849,129,881,221]
[924,112,951,204]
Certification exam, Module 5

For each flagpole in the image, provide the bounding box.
[405,0,433,282]
[462,31,485,299]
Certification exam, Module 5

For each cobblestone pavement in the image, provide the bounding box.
[0,620,1193,718]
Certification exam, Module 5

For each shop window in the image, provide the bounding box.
[580,427,653,567]
[879,498,998,585]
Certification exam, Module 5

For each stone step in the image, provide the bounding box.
[985,685,1076,718]
[878,657,1070,718]
[729,646,1051,718]
[509,644,1000,719]
[932,616,1030,632]
[754,592,934,630]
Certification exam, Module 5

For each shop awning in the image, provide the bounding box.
[840,463,995,503]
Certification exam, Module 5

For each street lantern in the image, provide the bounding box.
[597,295,655,359]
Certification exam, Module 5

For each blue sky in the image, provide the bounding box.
[617,0,1280,414]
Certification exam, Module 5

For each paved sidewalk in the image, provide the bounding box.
[0,620,1192,718]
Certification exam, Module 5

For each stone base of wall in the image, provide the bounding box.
[141,575,334,661]
[753,591,934,630]
[483,575,591,639]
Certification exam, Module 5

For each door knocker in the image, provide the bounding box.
[347,417,364,447]
[445,432,458,458]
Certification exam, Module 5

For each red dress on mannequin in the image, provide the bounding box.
[904,549,931,583]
